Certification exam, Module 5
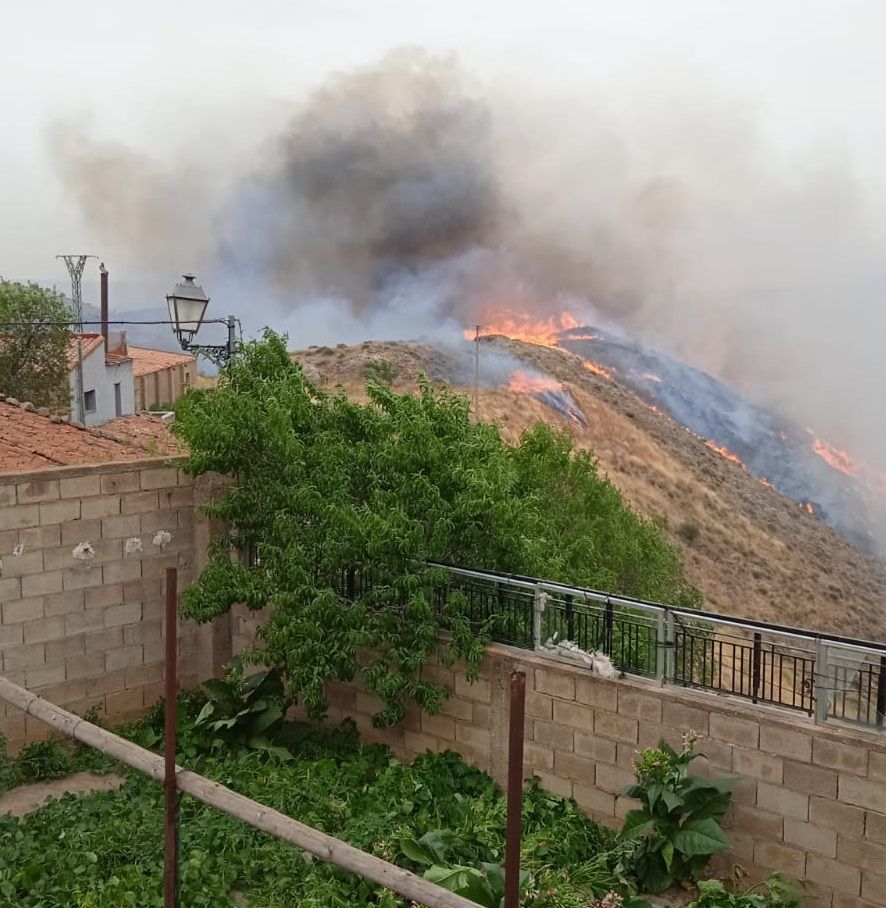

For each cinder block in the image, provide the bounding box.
[526,690,553,719]
[837,835,886,873]
[806,857,862,897]
[0,485,14,508]
[38,679,87,706]
[574,731,617,764]
[105,644,144,672]
[140,510,178,534]
[2,596,43,624]
[102,559,142,585]
[86,583,125,608]
[3,641,46,671]
[710,712,760,748]
[0,576,23,601]
[810,796,866,837]
[833,894,880,908]
[45,634,86,662]
[23,617,67,644]
[617,689,662,722]
[16,479,59,504]
[101,514,142,540]
[43,589,85,617]
[731,804,784,839]
[105,687,144,716]
[65,652,106,680]
[594,710,638,743]
[420,712,455,741]
[575,676,617,711]
[753,840,805,877]
[0,504,40,531]
[64,607,105,635]
[2,548,45,577]
[868,752,886,783]
[85,668,126,696]
[161,486,194,509]
[140,467,179,490]
[784,760,838,798]
[26,661,67,689]
[124,661,164,688]
[472,702,492,726]
[662,699,710,734]
[81,496,121,519]
[85,626,125,652]
[535,667,576,700]
[123,620,162,646]
[59,474,101,498]
[534,771,573,799]
[59,518,103,547]
[404,730,440,756]
[61,567,103,591]
[532,719,574,752]
[454,674,491,703]
[814,739,868,777]
[573,782,616,817]
[439,696,473,721]
[840,776,886,814]
[552,698,594,732]
[455,723,490,751]
[862,871,886,904]
[39,500,81,524]
[866,811,886,845]
[595,762,634,793]
[758,780,808,820]
[0,624,24,647]
[524,741,554,772]
[784,819,837,857]
[101,471,140,494]
[554,750,597,785]
[122,491,160,514]
[733,747,783,783]
[103,602,142,627]
[18,525,61,548]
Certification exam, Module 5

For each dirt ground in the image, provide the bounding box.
[0,772,124,818]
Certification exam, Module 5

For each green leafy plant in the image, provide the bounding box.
[192,663,290,758]
[173,332,699,727]
[16,740,74,783]
[363,358,396,384]
[619,735,734,893]
[688,875,800,908]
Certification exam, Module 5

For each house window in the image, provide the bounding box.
[84,389,96,413]
[183,369,192,390]
[114,382,122,417]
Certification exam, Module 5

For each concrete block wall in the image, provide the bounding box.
[0,459,224,749]
[319,644,886,908]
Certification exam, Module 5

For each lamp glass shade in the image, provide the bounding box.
[166,274,209,342]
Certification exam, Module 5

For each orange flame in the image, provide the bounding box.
[804,502,814,515]
[810,437,861,477]
[642,373,663,383]
[468,310,580,348]
[760,477,773,488]
[507,370,561,395]
[582,360,613,380]
[705,440,745,467]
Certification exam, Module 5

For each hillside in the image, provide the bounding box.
[293,338,886,641]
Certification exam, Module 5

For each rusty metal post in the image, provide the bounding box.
[505,671,526,908]
[164,567,179,908]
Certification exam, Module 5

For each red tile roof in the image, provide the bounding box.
[102,413,185,456]
[0,397,152,473]
[128,346,195,378]
[65,334,105,370]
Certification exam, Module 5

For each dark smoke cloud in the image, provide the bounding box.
[48,48,886,491]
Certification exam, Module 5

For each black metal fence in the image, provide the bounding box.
[432,562,886,731]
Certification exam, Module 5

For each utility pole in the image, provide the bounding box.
[56,254,96,331]
[473,325,484,419]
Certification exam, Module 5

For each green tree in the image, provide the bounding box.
[0,280,72,410]
[174,332,698,725]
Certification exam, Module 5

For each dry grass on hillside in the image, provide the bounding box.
[293,339,886,640]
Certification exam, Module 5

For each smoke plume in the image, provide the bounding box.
[48,48,886,479]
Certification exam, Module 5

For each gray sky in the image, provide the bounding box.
[4,0,886,284]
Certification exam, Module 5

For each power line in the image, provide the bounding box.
[0,318,233,328]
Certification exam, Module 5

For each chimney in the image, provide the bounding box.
[99,262,109,345]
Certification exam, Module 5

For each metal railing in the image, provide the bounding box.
[428,562,886,731]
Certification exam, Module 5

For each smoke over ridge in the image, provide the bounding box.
[49,48,886,480]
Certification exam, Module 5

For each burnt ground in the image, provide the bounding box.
[294,339,886,641]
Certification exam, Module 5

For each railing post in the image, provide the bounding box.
[505,671,526,908]
[565,593,574,643]
[164,567,179,908]
[604,598,614,656]
[663,611,675,683]
[876,655,886,729]
[752,632,762,704]
[656,609,666,683]
[532,585,546,652]
[814,639,829,725]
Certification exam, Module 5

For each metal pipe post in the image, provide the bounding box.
[164,567,179,908]
[226,315,237,360]
[505,671,526,908]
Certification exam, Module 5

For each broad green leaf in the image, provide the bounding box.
[670,817,730,855]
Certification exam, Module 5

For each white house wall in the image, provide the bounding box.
[68,345,135,426]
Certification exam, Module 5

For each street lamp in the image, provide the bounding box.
[166,274,237,364]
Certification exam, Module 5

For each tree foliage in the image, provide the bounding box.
[0,280,72,410]
[174,332,699,724]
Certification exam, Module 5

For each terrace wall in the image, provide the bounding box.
[0,459,229,750]
[315,643,886,908]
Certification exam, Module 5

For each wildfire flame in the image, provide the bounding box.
[705,440,745,467]
[804,502,814,515]
[810,437,861,478]
[582,360,614,380]
[507,370,561,394]
[469,310,580,348]
[642,373,663,383]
